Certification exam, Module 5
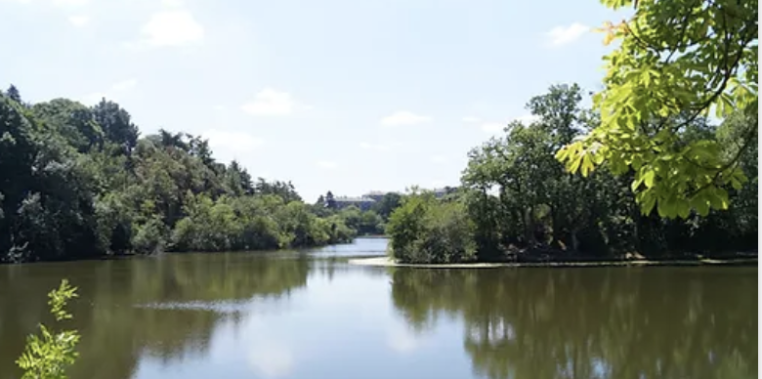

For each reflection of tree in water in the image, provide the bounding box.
[0,254,311,379]
[391,267,757,379]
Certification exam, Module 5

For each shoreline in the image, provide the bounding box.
[347,256,759,269]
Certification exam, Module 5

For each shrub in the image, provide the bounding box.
[386,193,477,263]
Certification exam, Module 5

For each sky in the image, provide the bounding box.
[0,0,624,202]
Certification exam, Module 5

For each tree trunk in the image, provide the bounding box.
[571,228,580,252]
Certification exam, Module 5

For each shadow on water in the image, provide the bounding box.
[390,266,758,379]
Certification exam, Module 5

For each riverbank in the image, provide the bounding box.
[348,255,758,268]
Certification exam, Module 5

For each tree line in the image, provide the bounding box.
[0,86,399,263]
[312,190,403,236]
[386,84,757,263]
[386,0,757,264]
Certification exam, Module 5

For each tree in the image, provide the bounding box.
[225,160,254,196]
[556,0,758,218]
[7,84,21,103]
[397,83,757,263]
[462,84,604,253]
[255,179,302,203]
[32,99,104,152]
[92,99,139,155]
[0,85,362,263]
[371,192,402,220]
[324,191,337,209]
[386,192,477,263]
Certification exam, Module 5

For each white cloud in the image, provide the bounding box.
[380,111,431,127]
[52,0,88,7]
[213,105,225,111]
[202,129,265,153]
[462,116,481,123]
[480,122,505,133]
[161,0,183,7]
[247,345,293,378]
[316,160,337,170]
[111,79,137,91]
[68,15,89,26]
[140,9,204,47]
[513,114,540,125]
[359,142,390,152]
[430,180,446,188]
[79,92,106,105]
[79,79,137,104]
[241,88,297,116]
[547,22,589,47]
[387,329,423,354]
[430,155,447,164]
[479,115,540,134]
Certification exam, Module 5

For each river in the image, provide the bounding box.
[0,238,756,379]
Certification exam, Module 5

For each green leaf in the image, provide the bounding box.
[641,194,657,215]
[580,154,594,177]
[656,199,668,218]
[730,177,743,190]
[676,200,690,219]
[568,156,583,173]
[631,175,644,192]
[554,147,568,161]
[643,170,656,188]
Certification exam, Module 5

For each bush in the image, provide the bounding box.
[386,193,477,263]
[131,217,167,254]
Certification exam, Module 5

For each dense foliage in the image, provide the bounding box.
[557,0,758,217]
[387,84,757,263]
[0,87,378,263]
[386,190,477,264]
[313,190,399,235]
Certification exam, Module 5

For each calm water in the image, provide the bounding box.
[0,238,757,379]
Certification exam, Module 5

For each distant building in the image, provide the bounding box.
[362,190,400,202]
[363,191,386,202]
[432,186,459,198]
[334,196,376,211]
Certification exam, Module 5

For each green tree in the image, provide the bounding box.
[395,83,757,263]
[386,191,477,263]
[556,0,758,218]
[0,86,362,263]
[6,84,21,103]
[32,99,104,153]
[371,192,402,220]
[92,99,139,155]
[324,191,337,209]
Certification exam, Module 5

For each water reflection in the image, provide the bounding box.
[0,240,756,379]
[0,253,310,379]
[390,267,758,379]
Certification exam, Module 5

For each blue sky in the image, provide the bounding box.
[1,0,623,202]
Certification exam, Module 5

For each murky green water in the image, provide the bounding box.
[0,238,756,379]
